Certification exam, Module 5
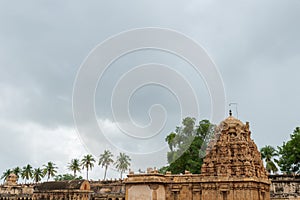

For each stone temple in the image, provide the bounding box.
[125,114,271,200]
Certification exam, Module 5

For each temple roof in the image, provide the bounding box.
[222,115,244,125]
[34,180,90,191]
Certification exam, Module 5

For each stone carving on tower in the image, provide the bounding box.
[201,112,268,179]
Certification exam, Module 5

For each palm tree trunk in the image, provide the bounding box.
[120,171,123,179]
[86,168,89,180]
[104,166,107,180]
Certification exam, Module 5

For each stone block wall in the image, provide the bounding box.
[270,175,300,200]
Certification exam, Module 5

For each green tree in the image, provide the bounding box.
[277,127,300,174]
[21,164,33,183]
[165,133,176,151]
[81,154,95,180]
[260,145,278,174]
[68,159,81,177]
[54,173,83,181]
[115,152,131,179]
[12,167,21,178]
[163,118,215,174]
[32,168,44,183]
[1,169,12,182]
[43,162,57,181]
[98,150,114,180]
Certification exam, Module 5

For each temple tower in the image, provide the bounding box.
[201,113,270,200]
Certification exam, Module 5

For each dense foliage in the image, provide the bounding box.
[162,117,215,174]
[277,127,300,174]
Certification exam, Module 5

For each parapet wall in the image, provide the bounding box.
[270,174,300,200]
[125,172,270,200]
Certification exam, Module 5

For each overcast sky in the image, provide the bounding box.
[0,0,299,181]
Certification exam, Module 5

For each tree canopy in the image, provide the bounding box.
[99,150,114,180]
[115,152,131,179]
[81,154,96,180]
[277,127,300,174]
[162,117,215,174]
[21,164,33,183]
[1,169,12,182]
[43,162,57,181]
[68,159,81,177]
[33,168,44,183]
[260,145,278,174]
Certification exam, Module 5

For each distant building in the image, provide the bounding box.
[0,173,34,200]
[32,180,92,200]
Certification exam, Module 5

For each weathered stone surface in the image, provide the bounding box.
[0,173,34,199]
[270,174,300,200]
[5,174,18,186]
[201,116,268,179]
[32,180,92,200]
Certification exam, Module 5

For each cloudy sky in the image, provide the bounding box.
[0,0,299,181]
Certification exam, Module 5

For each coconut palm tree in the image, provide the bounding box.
[68,159,81,177]
[165,133,176,151]
[115,152,131,179]
[81,154,95,180]
[43,162,57,181]
[98,150,114,180]
[260,145,279,174]
[21,164,33,183]
[12,167,21,178]
[1,169,12,182]
[33,168,44,183]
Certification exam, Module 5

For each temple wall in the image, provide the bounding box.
[125,173,271,200]
[0,183,34,200]
[32,191,91,200]
[126,184,165,200]
[127,185,151,200]
[270,175,300,200]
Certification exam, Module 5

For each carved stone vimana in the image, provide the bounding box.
[201,114,268,179]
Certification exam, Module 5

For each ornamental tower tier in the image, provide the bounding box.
[201,115,268,178]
